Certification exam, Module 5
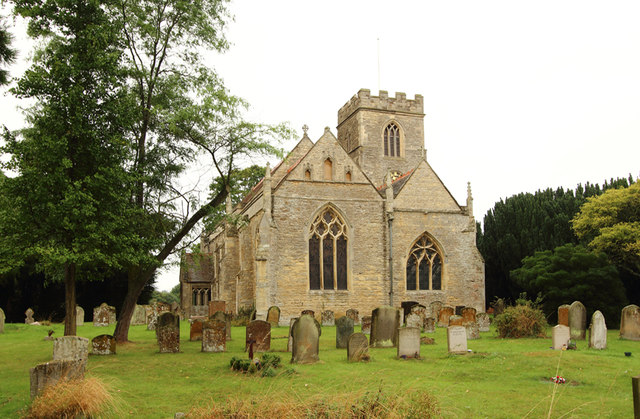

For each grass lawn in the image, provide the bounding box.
[0,320,638,418]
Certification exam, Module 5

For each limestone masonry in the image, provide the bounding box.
[180,89,485,324]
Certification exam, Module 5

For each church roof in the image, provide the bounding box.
[376,169,415,197]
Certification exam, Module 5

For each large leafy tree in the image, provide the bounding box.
[0,14,16,85]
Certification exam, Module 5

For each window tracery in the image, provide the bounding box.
[309,207,348,290]
[384,123,401,157]
[406,234,442,290]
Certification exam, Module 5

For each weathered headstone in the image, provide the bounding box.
[157,312,180,353]
[461,307,477,325]
[405,312,423,330]
[202,319,226,352]
[424,317,436,333]
[346,309,360,325]
[147,302,171,331]
[30,360,85,399]
[321,310,335,326]
[620,304,640,341]
[361,316,372,334]
[588,310,607,350]
[410,304,428,329]
[430,301,443,320]
[401,301,420,319]
[208,300,226,317]
[93,303,116,327]
[53,336,89,364]
[557,304,571,326]
[287,317,298,352]
[211,311,231,340]
[91,335,116,355]
[347,332,370,362]
[131,304,148,326]
[447,325,467,354]
[397,327,421,359]
[465,322,480,340]
[370,306,400,348]
[246,320,271,352]
[552,324,570,350]
[569,301,587,340]
[449,315,463,326]
[477,312,490,332]
[0,307,5,333]
[75,306,84,326]
[266,306,280,326]
[438,306,454,327]
[190,318,204,341]
[25,308,34,324]
[291,314,319,364]
[335,316,354,349]
[301,309,315,318]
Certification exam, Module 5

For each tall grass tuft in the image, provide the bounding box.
[25,377,123,419]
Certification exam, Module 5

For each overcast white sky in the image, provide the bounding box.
[2,1,640,291]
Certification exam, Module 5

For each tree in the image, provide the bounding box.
[510,243,627,324]
[0,15,16,85]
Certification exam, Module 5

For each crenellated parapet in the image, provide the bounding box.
[338,89,424,125]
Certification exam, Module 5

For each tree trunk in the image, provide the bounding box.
[64,263,77,336]
[114,266,148,343]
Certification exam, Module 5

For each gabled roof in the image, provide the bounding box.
[393,159,463,211]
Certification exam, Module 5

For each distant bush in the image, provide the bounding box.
[494,295,547,338]
[229,353,282,376]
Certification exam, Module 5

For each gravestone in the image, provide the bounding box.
[211,311,232,340]
[91,335,116,355]
[0,307,5,333]
[476,313,490,332]
[25,308,34,324]
[370,306,400,348]
[397,327,421,359]
[131,304,148,326]
[335,316,354,349]
[448,315,463,326]
[208,301,226,317]
[401,301,420,319]
[461,307,477,325]
[588,310,607,350]
[557,304,570,326]
[438,306,454,327]
[321,310,335,326]
[430,301,443,320]
[52,336,89,365]
[552,324,570,350]
[405,312,423,330]
[620,304,640,341]
[410,305,428,329]
[147,302,171,331]
[75,306,84,326]
[361,316,372,334]
[301,309,315,319]
[569,301,587,340]
[287,317,298,352]
[93,303,116,327]
[347,332,370,362]
[291,315,319,364]
[190,318,204,341]
[346,309,359,325]
[202,320,226,352]
[266,306,280,326]
[30,360,85,399]
[447,325,468,354]
[246,320,271,352]
[424,317,436,333]
[465,322,480,340]
[157,312,180,353]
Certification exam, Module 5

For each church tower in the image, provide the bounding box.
[336,89,425,185]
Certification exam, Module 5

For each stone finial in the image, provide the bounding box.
[324,126,330,133]
[302,124,309,137]
[265,162,271,180]
[225,193,232,215]
[466,182,473,217]
[420,145,427,161]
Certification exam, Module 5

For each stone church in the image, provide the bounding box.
[180,89,485,323]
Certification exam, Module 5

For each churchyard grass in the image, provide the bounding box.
[0,321,638,418]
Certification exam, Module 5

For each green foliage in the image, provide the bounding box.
[493,299,548,338]
[229,353,282,376]
[0,16,17,85]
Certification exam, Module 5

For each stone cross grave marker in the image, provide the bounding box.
[397,327,421,359]
[476,313,490,332]
[569,301,586,340]
[266,306,280,326]
[25,308,34,324]
[552,324,570,350]
[588,310,607,350]
[447,325,468,354]
[361,316,372,334]
[246,320,271,352]
[438,306,454,327]
[30,360,85,400]
[75,306,84,327]
[157,312,180,353]
[370,306,400,348]
[620,304,640,341]
[424,317,436,333]
[208,300,226,317]
[346,308,359,325]
[190,318,204,341]
[322,310,335,326]
[335,316,354,349]
[53,336,89,366]
[202,319,226,352]
[211,311,231,340]
[348,332,370,362]
[92,335,116,355]
[557,304,570,326]
[291,314,320,364]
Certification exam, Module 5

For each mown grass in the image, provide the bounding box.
[0,320,638,418]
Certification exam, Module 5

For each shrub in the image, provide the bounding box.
[494,302,547,338]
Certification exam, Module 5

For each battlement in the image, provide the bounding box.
[338,89,424,125]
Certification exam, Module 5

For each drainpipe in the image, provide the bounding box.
[388,215,394,306]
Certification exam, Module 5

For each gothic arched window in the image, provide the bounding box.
[384,123,401,157]
[309,207,348,290]
[406,234,442,290]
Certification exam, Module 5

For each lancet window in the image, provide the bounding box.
[309,207,348,290]
[406,234,442,290]
[384,123,401,157]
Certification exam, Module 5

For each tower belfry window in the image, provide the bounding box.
[384,123,401,157]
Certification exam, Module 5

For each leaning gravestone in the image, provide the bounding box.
[346,309,359,325]
[465,322,480,340]
[405,312,423,330]
[25,308,34,324]
[53,336,89,366]
[438,306,454,327]
[447,325,467,354]
[461,307,477,325]
[449,315,463,326]
[348,332,370,362]
[266,306,280,326]
[397,327,421,359]
[190,318,204,341]
[287,317,298,352]
[477,313,490,332]
[291,315,319,364]
[588,310,607,350]
[430,301,443,319]
[620,304,640,341]
[75,306,84,327]
[361,316,372,334]
[92,335,116,355]
[208,301,226,317]
[335,316,354,349]
[0,307,5,333]
[370,306,400,348]
[202,320,226,353]
[557,304,571,326]
[30,360,85,399]
[552,324,570,350]
[157,312,180,353]
[569,301,587,340]
[322,310,335,326]
[131,304,148,326]
[93,303,116,327]
[424,317,436,333]
[246,320,271,352]
[211,311,231,341]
